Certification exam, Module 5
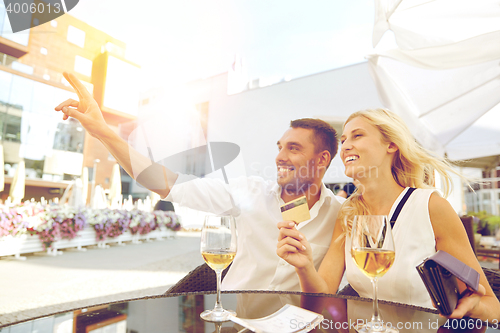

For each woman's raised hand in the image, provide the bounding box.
[54,72,108,138]
[276,221,314,269]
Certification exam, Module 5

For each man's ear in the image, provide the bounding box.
[387,142,398,154]
[318,150,331,168]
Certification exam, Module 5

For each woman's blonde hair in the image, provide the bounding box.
[339,108,460,234]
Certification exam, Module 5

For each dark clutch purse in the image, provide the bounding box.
[416,250,480,316]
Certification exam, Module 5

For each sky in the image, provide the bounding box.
[69,0,376,91]
[68,0,500,161]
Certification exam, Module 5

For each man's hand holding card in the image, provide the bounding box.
[276,196,314,269]
[280,196,311,224]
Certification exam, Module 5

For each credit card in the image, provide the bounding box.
[280,196,310,224]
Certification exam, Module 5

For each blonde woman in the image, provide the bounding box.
[277,109,500,322]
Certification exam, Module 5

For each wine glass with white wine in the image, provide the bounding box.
[351,215,398,333]
[200,215,237,322]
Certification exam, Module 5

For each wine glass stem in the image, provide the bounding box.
[371,277,382,327]
[214,269,223,312]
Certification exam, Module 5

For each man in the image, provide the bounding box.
[55,72,342,314]
[166,118,341,293]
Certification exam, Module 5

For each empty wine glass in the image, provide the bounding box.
[351,215,398,333]
[200,215,237,322]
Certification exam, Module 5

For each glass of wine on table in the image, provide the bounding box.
[200,215,238,322]
[351,215,398,333]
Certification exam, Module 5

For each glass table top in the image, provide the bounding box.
[1,291,498,333]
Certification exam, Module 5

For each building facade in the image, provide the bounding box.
[465,166,500,216]
[0,5,139,202]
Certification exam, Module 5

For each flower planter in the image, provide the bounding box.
[0,234,44,257]
[52,227,96,250]
[0,205,181,259]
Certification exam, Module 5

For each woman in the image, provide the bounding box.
[277,109,500,321]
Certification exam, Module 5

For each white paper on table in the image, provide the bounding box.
[229,304,323,333]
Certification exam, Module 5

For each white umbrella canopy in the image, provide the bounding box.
[367,54,500,158]
[444,104,500,161]
[373,0,500,53]
[9,160,25,204]
[369,0,500,160]
[108,164,122,206]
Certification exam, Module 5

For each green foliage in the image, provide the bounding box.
[467,211,500,235]
[486,216,500,231]
[467,211,490,220]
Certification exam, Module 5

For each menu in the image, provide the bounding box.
[229,304,323,333]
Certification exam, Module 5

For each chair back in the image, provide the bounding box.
[460,216,476,254]
[483,267,500,300]
[165,263,231,294]
[337,284,359,297]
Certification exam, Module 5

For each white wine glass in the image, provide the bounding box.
[200,215,237,322]
[351,215,398,333]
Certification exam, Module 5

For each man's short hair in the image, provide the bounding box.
[290,118,338,167]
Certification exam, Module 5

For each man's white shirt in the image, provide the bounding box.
[165,175,342,292]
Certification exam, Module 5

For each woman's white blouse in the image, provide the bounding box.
[344,188,438,308]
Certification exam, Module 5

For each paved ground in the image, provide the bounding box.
[0,231,497,328]
[0,232,204,327]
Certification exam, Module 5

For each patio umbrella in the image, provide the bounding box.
[68,178,84,207]
[81,167,89,206]
[0,145,4,192]
[372,0,500,53]
[150,191,161,210]
[108,164,122,206]
[9,160,25,204]
[368,0,500,160]
[92,184,107,209]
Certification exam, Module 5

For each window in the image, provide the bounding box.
[4,114,21,142]
[9,75,34,112]
[53,118,85,153]
[32,81,57,116]
[25,158,44,179]
[1,11,29,46]
[74,55,92,77]
[67,26,85,47]
[0,72,87,180]
[0,2,5,34]
[11,61,33,75]
[0,71,12,105]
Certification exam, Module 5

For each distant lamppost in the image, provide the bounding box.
[90,159,100,206]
